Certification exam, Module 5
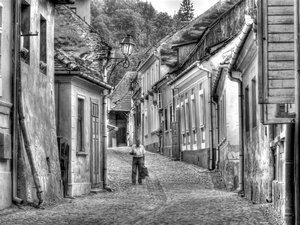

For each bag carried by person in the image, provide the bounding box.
[141,166,149,179]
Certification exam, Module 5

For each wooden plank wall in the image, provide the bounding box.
[260,0,295,104]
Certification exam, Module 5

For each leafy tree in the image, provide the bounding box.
[177,0,194,22]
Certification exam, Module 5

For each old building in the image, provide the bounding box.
[108,71,135,147]
[15,0,78,206]
[54,4,111,197]
[0,0,14,210]
[139,52,162,152]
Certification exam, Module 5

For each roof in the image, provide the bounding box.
[55,51,112,90]
[110,71,136,112]
[158,0,242,67]
[54,5,111,85]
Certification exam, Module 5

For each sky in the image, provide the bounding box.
[145,0,220,17]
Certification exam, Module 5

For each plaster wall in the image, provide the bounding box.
[217,76,240,190]
[18,0,63,203]
[242,55,272,204]
[0,0,13,210]
[72,0,91,25]
[69,77,103,196]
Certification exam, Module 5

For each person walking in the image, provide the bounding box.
[130,138,145,185]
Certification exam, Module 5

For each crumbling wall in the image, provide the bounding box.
[18,0,62,203]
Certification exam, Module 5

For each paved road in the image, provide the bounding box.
[0,147,282,225]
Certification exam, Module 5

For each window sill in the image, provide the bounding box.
[76,151,88,156]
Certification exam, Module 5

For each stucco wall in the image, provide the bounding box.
[0,0,13,210]
[72,0,91,25]
[69,77,103,196]
[242,56,272,204]
[182,149,210,168]
[18,0,63,203]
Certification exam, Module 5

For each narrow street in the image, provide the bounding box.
[0,147,282,225]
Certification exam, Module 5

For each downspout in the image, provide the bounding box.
[294,0,300,223]
[212,98,219,170]
[285,123,295,225]
[196,64,214,170]
[227,15,253,195]
[12,0,23,205]
[102,67,109,191]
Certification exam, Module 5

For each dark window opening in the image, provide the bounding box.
[77,98,84,151]
[40,16,47,74]
[252,79,257,128]
[245,86,250,132]
[21,1,30,63]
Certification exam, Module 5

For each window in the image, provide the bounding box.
[164,108,168,130]
[40,16,47,74]
[180,102,185,132]
[191,89,196,129]
[158,92,162,109]
[169,104,173,127]
[219,94,226,140]
[252,79,257,128]
[21,1,30,63]
[185,93,190,131]
[199,87,205,126]
[77,98,85,152]
[0,3,2,97]
[245,86,250,132]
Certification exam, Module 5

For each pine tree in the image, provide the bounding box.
[177,0,194,22]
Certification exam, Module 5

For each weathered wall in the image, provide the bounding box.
[0,0,13,210]
[242,55,271,204]
[18,0,63,203]
[182,149,210,169]
[216,75,240,191]
[72,0,91,25]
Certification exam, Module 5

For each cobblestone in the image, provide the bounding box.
[0,147,283,225]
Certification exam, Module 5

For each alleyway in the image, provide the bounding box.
[0,147,282,225]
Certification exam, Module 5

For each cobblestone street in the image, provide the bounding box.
[0,147,282,225]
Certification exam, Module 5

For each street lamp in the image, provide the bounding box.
[110,34,136,69]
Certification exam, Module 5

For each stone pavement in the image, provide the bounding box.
[0,147,283,225]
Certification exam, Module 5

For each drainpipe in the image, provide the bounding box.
[212,98,219,170]
[285,123,295,225]
[294,0,300,223]
[103,68,108,190]
[196,63,214,170]
[12,0,23,205]
[227,15,253,195]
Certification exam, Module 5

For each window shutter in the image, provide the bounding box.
[258,0,295,104]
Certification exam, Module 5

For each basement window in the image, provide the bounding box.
[21,0,30,64]
[39,15,47,74]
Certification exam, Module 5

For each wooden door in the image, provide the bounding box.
[90,100,100,188]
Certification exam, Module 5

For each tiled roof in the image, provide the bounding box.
[54,5,110,79]
[110,71,136,112]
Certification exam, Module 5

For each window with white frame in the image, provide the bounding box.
[191,89,196,129]
[180,101,185,132]
[185,93,190,144]
[199,87,205,127]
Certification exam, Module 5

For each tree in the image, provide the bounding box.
[177,0,194,22]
